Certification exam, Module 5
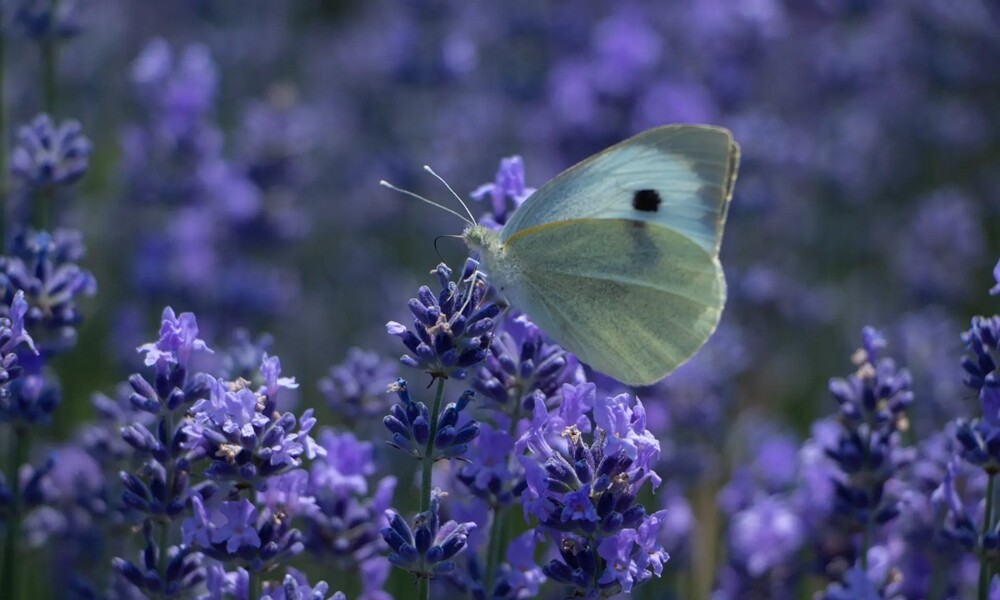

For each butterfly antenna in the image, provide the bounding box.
[379,180,474,227]
[424,165,478,226]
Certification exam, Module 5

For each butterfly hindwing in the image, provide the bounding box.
[501,218,725,385]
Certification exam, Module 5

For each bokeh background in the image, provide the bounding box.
[4,0,1000,598]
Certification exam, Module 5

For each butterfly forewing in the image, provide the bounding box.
[500,125,739,256]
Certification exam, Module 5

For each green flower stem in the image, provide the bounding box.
[249,570,262,600]
[155,414,175,600]
[483,506,507,595]
[979,471,997,600]
[2,426,30,600]
[483,386,523,593]
[417,377,447,600]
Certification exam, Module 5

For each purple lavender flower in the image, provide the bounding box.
[472,312,582,416]
[0,229,96,357]
[517,390,668,596]
[14,0,81,40]
[455,423,522,507]
[9,114,91,189]
[386,260,499,381]
[319,347,397,423]
[470,156,535,229]
[112,521,204,597]
[825,327,912,531]
[383,378,479,461]
[259,568,346,600]
[182,494,303,572]
[301,430,396,566]
[0,291,37,413]
[185,354,321,490]
[728,495,804,577]
[137,306,213,375]
[381,489,476,578]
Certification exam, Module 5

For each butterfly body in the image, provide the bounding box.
[463,125,739,386]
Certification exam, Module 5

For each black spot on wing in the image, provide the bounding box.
[632,189,661,212]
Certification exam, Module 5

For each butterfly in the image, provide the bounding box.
[461,125,739,386]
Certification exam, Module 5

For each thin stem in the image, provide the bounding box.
[860,426,875,571]
[483,385,523,593]
[249,570,262,600]
[483,507,507,594]
[417,378,446,600]
[979,472,997,600]
[2,426,30,600]
[155,414,175,599]
[419,378,446,513]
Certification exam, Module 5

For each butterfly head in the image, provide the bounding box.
[462,224,502,259]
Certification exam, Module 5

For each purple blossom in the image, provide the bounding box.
[473,312,582,414]
[381,490,476,578]
[259,568,346,600]
[186,356,323,489]
[456,423,520,506]
[386,260,498,381]
[302,445,397,565]
[188,495,303,572]
[728,495,804,577]
[319,347,397,422]
[310,430,375,497]
[0,229,97,356]
[9,114,91,188]
[470,156,535,229]
[136,306,212,373]
[213,499,262,553]
[383,378,479,461]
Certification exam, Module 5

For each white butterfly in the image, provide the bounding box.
[462,125,740,386]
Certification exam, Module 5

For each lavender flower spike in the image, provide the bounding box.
[137,306,213,372]
[386,260,499,381]
[10,114,92,188]
[381,489,476,578]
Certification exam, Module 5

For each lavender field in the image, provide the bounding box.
[0,1,999,599]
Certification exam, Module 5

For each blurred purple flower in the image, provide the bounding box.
[319,347,397,423]
[10,114,91,189]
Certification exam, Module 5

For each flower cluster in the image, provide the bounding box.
[517,388,668,596]
[9,114,91,189]
[825,327,912,532]
[957,312,1000,471]
[386,259,499,381]
[383,378,479,461]
[381,489,476,578]
[473,312,581,414]
[319,347,397,423]
[184,365,321,490]
[300,430,397,568]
